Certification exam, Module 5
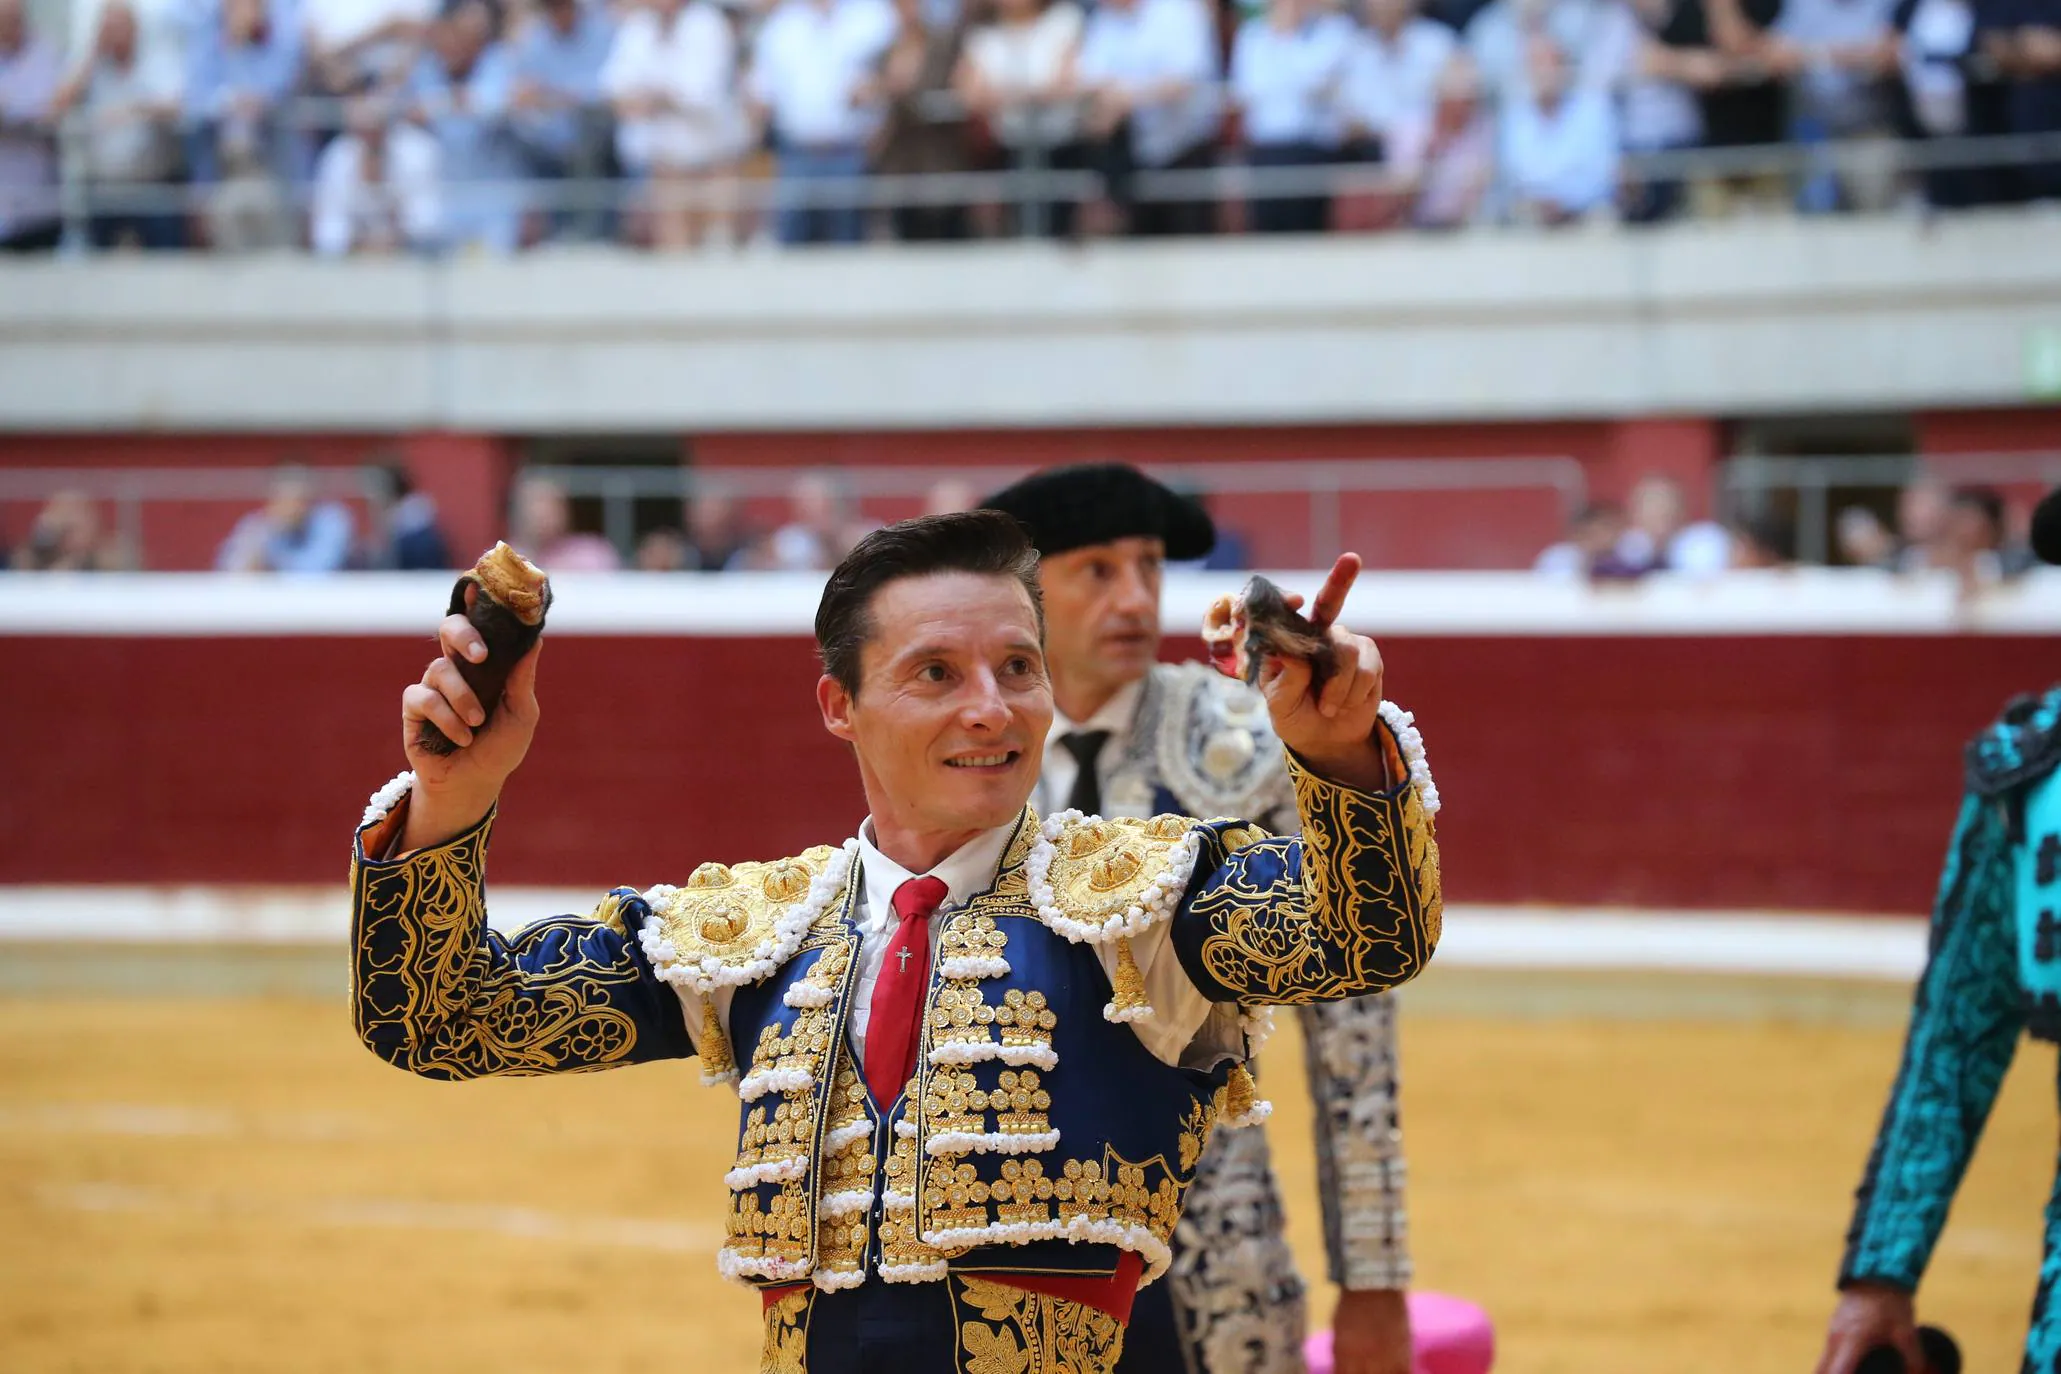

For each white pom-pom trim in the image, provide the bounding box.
[927,1042,1058,1071]
[1222,1099,1275,1129]
[700,1065,740,1089]
[783,983,837,1009]
[938,956,1011,980]
[823,1120,875,1153]
[1103,1002,1154,1024]
[924,1129,1060,1157]
[919,1216,1175,1286]
[737,1066,816,1102]
[716,1249,811,1283]
[723,1156,809,1190]
[812,1267,868,1291]
[1376,700,1440,817]
[1027,813,1201,945]
[1240,1005,1277,1059]
[881,1190,917,1209]
[894,1121,920,1139]
[639,841,859,995]
[820,1188,875,1219]
[877,1260,950,1284]
[361,771,416,828]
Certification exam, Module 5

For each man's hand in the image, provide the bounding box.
[1257,553,1389,792]
[1815,1282,1925,1374]
[398,604,542,851]
[1331,1288,1413,1374]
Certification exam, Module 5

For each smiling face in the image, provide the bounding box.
[1037,536,1164,721]
[818,571,1053,867]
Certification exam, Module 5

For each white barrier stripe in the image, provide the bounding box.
[0,885,1931,979]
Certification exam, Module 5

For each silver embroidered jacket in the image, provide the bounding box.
[1093,662,1413,1373]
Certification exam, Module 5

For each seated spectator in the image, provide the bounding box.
[1973,0,2061,202]
[747,0,900,246]
[602,0,746,250]
[1767,0,1903,211]
[955,0,1082,236]
[684,488,751,568]
[185,0,300,251]
[1466,0,1640,99]
[303,0,433,104]
[876,0,970,241]
[1534,500,1627,576]
[51,0,185,251]
[1499,33,1621,222]
[1835,503,1898,566]
[507,0,617,243]
[0,0,60,253]
[216,465,357,573]
[1333,0,1457,229]
[408,0,523,253]
[363,460,453,568]
[1230,0,1353,233]
[1074,0,1222,237]
[767,470,871,569]
[1620,0,1725,220]
[509,473,621,569]
[635,526,691,569]
[10,490,131,570]
[1932,483,2007,591]
[1611,473,1730,572]
[1891,475,1949,567]
[1409,54,1497,225]
[311,92,444,254]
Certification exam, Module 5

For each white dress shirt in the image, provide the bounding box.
[1034,677,1145,821]
[602,2,747,171]
[670,798,1238,1076]
[1230,11,1354,147]
[1498,83,1619,214]
[1075,0,1220,166]
[1336,17,1455,147]
[964,2,1085,148]
[311,123,442,255]
[747,0,899,147]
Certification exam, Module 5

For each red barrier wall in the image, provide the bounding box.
[8,632,2059,912]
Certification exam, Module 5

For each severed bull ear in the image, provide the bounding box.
[1200,575,1336,695]
[415,542,552,756]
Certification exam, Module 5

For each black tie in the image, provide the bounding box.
[1060,730,1110,816]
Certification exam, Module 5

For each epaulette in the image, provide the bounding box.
[638,843,859,995]
[1965,685,2061,799]
[1144,661,1287,819]
[1026,811,1206,1023]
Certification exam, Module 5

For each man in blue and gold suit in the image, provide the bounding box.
[984,464,1419,1374]
[351,510,1443,1373]
[1815,487,2061,1374]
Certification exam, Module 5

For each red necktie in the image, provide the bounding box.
[864,875,948,1108]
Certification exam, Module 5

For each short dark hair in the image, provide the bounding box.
[815,510,1044,696]
[1951,485,2005,539]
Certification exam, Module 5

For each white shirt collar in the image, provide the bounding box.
[854,815,1020,934]
[1048,674,1146,746]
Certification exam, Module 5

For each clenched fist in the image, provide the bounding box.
[397,603,543,852]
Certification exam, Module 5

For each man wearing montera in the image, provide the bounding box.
[986,465,1419,1374]
[351,510,1443,1372]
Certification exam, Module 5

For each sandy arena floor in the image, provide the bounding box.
[0,951,2052,1373]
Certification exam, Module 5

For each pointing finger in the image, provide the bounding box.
[1308,553,1362,630]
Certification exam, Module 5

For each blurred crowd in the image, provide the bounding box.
[2,0,2058,255]
[1533,472,2042,591]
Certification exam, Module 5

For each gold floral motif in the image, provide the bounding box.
[952,1275,1125,1374]
[656,847,842,976]
[762,1287,811,1373]
[995,990,1057,1053]
[1107,940,1149,1018]
[1185,754,1441,1004]
[1043,815,1196,925]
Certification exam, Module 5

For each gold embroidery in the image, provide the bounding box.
[762,1287,811,1373]
[1108,939,1149,1018]
[952,1276,1126,1374]
[656,846,842,977]
[1185,753,1441,1004]
[1042,816,1194,926]
[701,1000,736,1078]
[351,819,644,1079]
[995,989,1057,1055]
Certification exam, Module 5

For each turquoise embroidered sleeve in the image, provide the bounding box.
[1172,747,1442,1005]
[351,809,695,1080]
[1839,791,2026,1289]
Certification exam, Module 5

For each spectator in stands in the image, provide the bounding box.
[1975,0,2061,202]
[1892,0,1984,207]
[1410,53,1497,224]
[508,0,617,244]
[1699,0,1797,213]
[185,0,300,251]
[684,488,751,568]
[2001,492,2039,575]
[1835,503,1898,566]
[1333,0,1457,228]
[767,470,869,568]
[955,0,1083,236]
[922,476,978,514]
[602,0,747,250]
[1611,472,1732,572]
[634,525,692,569]
[747,0,900,245]
[1729,511,1794,566]
[1499,33,1622,222]
[217,465,357,573]
[1230,0,1354,233]
[312,91,444,253]
[363,460,453,568]
[1931,483,2006,591]
[408,0,523,253]
[1892,475,1950,568]
[302,0,433,104]
[1074,0,1222,236]
[1533,499,1627,576]
[1620,0,1725,220]
[10,490,131,570]
[52,0,186,250]
[1767,0,1903,211]
[509,472,621,569]
[876,0,970,241]
[1467,0,1641,100]
[0,0,60,253]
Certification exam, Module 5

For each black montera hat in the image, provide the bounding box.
[980,463,1216,561]
[2032,485,2061,566]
